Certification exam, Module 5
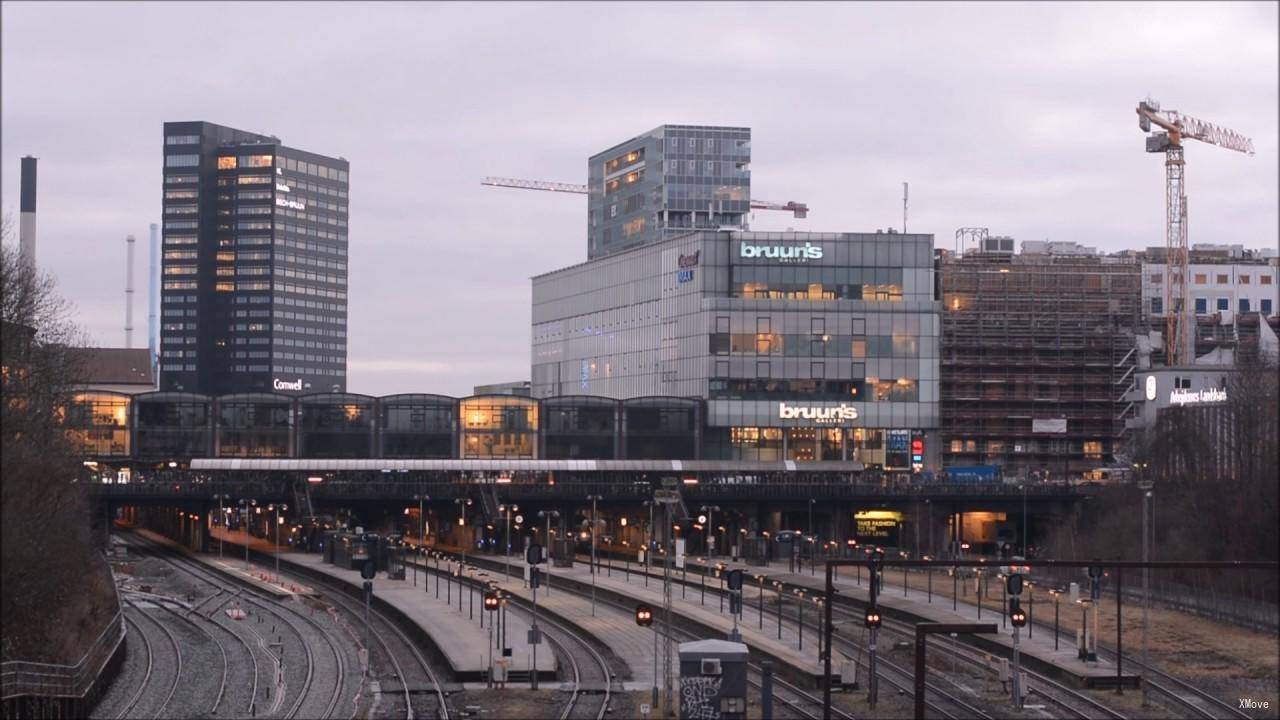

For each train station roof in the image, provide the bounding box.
[188,458,864,473]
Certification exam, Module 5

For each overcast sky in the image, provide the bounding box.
[2,2,1276,396]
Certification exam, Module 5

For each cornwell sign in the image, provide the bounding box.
[739,242,823,262]
[778,402,858,424]
[273,377,303,391]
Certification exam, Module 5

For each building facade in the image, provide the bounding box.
[588,125,751,259]
[161,121,350,396]
[533,230,941,469]
[940,251,1142,480]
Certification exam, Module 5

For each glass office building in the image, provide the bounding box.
[532,230,942,470]
[588,125,750,259]
[161,121,350,396]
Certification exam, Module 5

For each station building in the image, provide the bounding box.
[531,230,942,471]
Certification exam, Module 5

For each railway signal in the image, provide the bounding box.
[635,603,654,627]
[864,608,882,629]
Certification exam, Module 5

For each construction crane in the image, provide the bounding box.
[481,176,809,218]
[1136,99,1254,366]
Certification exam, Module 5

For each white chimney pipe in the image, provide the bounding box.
[125,235,136,348]
[148,223,159,370]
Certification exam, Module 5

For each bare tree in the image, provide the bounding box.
[2,218,115,664]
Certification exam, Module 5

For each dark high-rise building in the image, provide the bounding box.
[160,121,349,395]
[588,125,750,259]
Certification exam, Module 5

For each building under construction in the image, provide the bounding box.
[939,248,1142,480]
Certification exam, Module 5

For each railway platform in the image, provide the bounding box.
[423,544,835,689]
[681,554,1141,690]
[209,528,556,683]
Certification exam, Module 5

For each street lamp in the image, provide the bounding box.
[267,503,288,583]
[538,510,560,594]
[499,503,518,581]
[238,498,256,571]
[642,501,654,587]
[455,498,472,560]
[586,495,602,616]
[213,494,230,560]
[700,505,720,557]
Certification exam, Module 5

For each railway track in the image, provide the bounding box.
[409,554,609,720]
[116,529,353,719]
[306,570,451,720]
[420,551,849,720]
[115,599,181,719]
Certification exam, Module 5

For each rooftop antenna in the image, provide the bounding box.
[125,235,136,348]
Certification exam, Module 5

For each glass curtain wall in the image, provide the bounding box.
[216,393,292,457]
[542,396,618,459]
[622,397,700,459]
[379,394,456,458]
[298,394,375,458]
[459,396,538,458]
[134,392,212,459]
[63,392,132,457]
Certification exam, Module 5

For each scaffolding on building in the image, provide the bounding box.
[940,252,1143,481]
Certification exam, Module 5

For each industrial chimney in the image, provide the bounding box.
[125,235,136,348]
[148,223,159,373]
[19,156,37,266]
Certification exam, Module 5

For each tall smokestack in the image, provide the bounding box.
[125,235,136,348]
[148,223,159,372]
[19,156,37,266]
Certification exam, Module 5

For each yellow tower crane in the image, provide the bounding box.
[1136,99,1254,366]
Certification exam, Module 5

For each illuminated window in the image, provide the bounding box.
[1083,441,1103,460]
[163,250,197,260]
[166,205,198,215]
[216,282,235,292]
[623,217,645,238]
[163,281,197,290]
[950,439,963,453]
[217,267,234,276]
[217,156,238,170]
[240,155,274,168]
[164,265,197,275]
[165,190,198,199]
[216,251,235,262]
[238,175,271,185]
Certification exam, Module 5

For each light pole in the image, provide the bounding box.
[538,510,559,595]
[700,505,719,557]
[808,498,816,556]
[587,495,602,616]
[214,494,230,560]
[1140,479,1153,708]
[773,581,784,640]
[643,501,654,587]
[238,498,256,571]
[756,575,766,630]
[500,503,518,581]
[268,503,288,583]
[925,498,932,558]
[454,498,472,552]
[795,589,805,651]
[1021,482,1028,557]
